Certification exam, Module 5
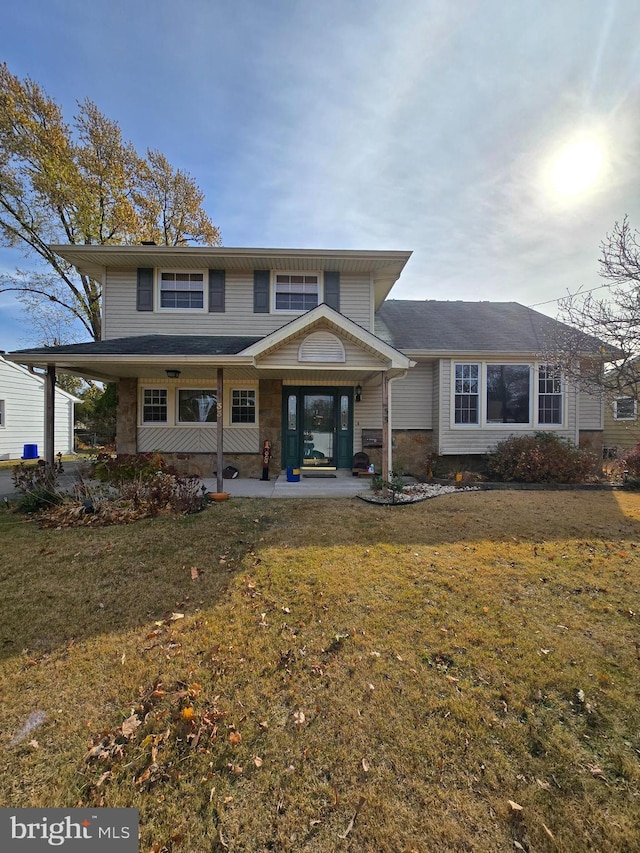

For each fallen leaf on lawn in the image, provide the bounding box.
[587,764,607,781]
[293,710,306,725]
[253,756,263,768]
[181,707,194,721]
[362,758,370,772]
[542,823,555,840]
[170,612,185,621]
[121,714,141,739]
[227,763,243,775]
[508,800,523,812]
[229,731,242,745]
[28,739,39,749]
[337,796,366,839]
[190,567,199,580]
[536,778,551,791]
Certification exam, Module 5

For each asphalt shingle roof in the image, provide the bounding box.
[376,300,602,353]
[9,335,263,357]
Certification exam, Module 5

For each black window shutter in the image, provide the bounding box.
[324,271,340,311]
[137,268,154,311]
[209,269,225,312]
[253,270,270,313]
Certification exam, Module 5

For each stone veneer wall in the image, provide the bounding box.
[116,378,138,454]
[365,430,434,479]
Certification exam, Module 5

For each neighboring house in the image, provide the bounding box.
[0,354,79,461]
[602,363,640,456]
[6,245,604,478]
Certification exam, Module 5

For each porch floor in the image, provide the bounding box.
[202,469,374,499]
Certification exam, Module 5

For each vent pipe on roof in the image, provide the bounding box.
[141,240,156,246]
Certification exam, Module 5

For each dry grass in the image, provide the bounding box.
[0,491,639,852]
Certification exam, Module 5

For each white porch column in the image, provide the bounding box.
[381,372,390,481]
[216,367,224,493]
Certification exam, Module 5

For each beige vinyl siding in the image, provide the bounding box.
[338,275,374,329]
[257,336,387,370]
[437,358,579,455]
[603,399,640,452]
[138,426,259,454]
[432,361,441,451]
[578,384,604,430]
[388,362,433,428]
[103,269,374,339]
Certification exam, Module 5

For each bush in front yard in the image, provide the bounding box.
[90,451,174,484]
[621,444,640,487]
[486,433,597,483]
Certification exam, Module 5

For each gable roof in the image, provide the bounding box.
[241,303,414,369]
[377,300,603,355]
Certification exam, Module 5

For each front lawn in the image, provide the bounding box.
[0,491,639,852]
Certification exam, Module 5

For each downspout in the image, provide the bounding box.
[386,371,407,479]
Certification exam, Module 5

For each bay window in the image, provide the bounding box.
[452,362,563,427]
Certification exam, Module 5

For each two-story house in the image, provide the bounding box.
[7,245,605,478]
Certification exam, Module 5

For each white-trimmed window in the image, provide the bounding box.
[614,397,637,420]
[274,273,319,311]
[0,399,5,427]
[452,362,565,428]
[178,389,217,423]
[231,389,256,424]
[142,388,168,423]
[486,364,530,424]
[538,364,563,424]
[454,363,479,424]
[159,271,205,309]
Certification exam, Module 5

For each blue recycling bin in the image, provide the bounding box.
[22,444,39,460]
[286,466,300,482]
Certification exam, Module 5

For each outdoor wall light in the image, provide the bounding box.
[165,369,181,379]
[355,383,362,402]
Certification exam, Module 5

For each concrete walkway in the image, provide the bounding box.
[202,470,374,499]
[0,462,374,501]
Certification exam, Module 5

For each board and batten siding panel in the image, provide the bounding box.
[388,362,433,429]
[104,269,376,339]
[437,358,579,455]
[138,426,260,454]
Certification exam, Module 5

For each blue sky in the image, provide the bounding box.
[2,0,640,349]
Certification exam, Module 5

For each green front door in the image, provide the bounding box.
[282,387,353,470]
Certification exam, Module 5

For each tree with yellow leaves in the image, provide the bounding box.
[0,63,220,342]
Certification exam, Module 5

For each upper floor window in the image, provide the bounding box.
[614,397,636,420]
[274,274,319,311]
[160,271,204,309]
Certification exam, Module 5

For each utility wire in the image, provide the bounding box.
[528,282,611,309]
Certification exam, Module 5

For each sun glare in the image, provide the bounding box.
[548,137,605,197]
